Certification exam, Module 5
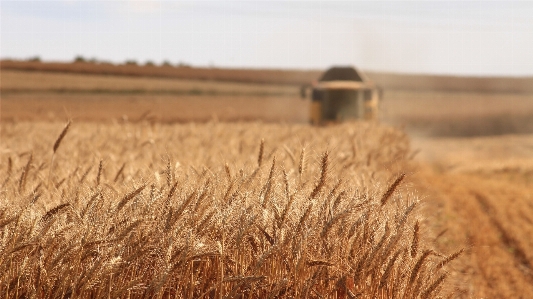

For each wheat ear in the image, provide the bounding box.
[379,249,402,289]
[381,173,405,206]
[53,121,71,154]
[116,185,146,213]
[258,139,264,167]
[411,220,420,258]
[406,249,434,295]
[114,163,126,183]
[310,151,328,199]
[49,120,71,185]
[41,203,70,223]
[436,248,464,270]
[96,160,103,186]
[19,153,32,193]
[298,147,306,178]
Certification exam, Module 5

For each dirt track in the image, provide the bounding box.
[413,136,533,297]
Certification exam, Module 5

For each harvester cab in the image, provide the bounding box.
[301,66,380,124]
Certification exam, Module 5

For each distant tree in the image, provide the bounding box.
[162,60,173,67]
[74,55,86,63]
[28,56,41,62]
[125,60,138,66]
[145,60,155,66]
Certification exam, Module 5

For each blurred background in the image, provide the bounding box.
[1,0,533,136]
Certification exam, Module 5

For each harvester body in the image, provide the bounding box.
[303,66,380,124]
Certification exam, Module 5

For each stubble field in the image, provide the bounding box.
[1,66,533,297]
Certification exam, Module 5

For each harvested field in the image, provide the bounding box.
[3,90,533,136]
[0,94,308,123]
[0,69,306,123]
[383,90,533,137]
[0,70,297,96]
[412,135,533,298]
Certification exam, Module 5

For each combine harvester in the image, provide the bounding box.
[301,66,381,124]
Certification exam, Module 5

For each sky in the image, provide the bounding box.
[1,1,533,77]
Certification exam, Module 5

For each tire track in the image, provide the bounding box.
[471,191,533,284]
[415,167,533,298]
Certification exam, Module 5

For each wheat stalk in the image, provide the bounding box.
[404,249,434,298]
[1,157,13,188]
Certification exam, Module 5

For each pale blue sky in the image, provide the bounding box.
[2,1,532,76]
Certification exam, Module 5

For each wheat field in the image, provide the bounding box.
[3,65,533,297]
[0,120,460,298]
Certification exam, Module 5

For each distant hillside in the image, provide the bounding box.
[2,60,532,93]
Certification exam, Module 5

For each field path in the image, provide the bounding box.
[412,135,533,298]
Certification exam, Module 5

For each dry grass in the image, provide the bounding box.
[0,120,458,298]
